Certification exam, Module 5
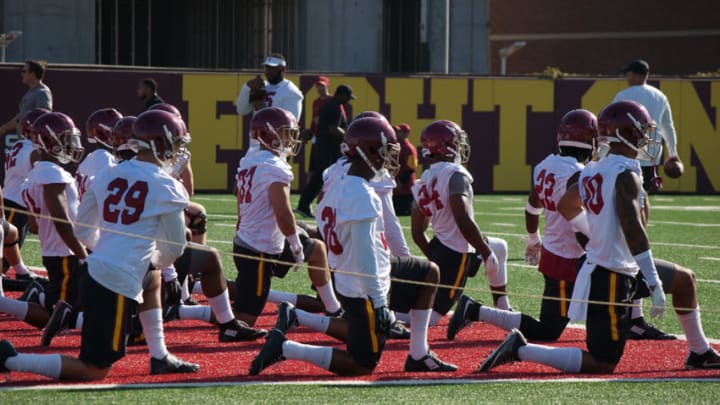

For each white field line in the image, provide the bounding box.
[651,205,720,212]
[192,196,236,203]
[3,377,719,392]
[699,257,720,262]
[651,220,720,228]
[652,197,674,202]
[489,223,518,228]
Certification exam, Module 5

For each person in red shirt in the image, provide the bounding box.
[310,76,331,135]
[392,123,418,215]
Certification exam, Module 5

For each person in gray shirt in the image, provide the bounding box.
[0,60,53,136]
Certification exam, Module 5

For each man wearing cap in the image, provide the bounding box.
[392,123,417,216]
[613,59,680,193]
[613,59,680,342]
[236,53,304,121]
[295,84,355,218]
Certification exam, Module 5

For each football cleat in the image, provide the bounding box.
[183,297,199,306]
[0,340,18,373]
[404,351,458,372]
[41,300,73,346]
[627,317,676,340]
[447,295,475,341]
[219,319,267,342]
[293,207,313,219]
[388,320,411,340]
[325,308,345,318]
[275,302,299,334]
[249,329,287,376]
[478,329,527,372]
[150,353,200,375]
[19,280,44,304]
[685,348,720,370]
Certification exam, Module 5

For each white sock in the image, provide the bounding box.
[207,289,234,324]
[478,306,522,331]
[0,296,28,320]
[139,309,168,360]
[75,312,84,329]
[192,281,204,295]
[495,295,511,310]
[518,344,583,372]
[12,260,30,276]
[0,278,4,297]
[282,340,333,370]
[409,309,431,360]
[181,278,190,301]
[316,282,341,314]
[6,353,62,378]
[429,310,444,327]
[179,305,212,322]
[296,309,330,333]
[678,309,711,354]
[267,290,298,305]
[39,292,45,308]
[395,310,444,327]
[631,299,643,319]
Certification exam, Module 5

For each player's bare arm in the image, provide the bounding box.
[558,175,588,248]
[615,170,650,254]
[525,188,542,234]
[269,182,296,237]
[43,183,87,259]
[410,204,431,257]
[179,162,195,197]
[448,193,492,259]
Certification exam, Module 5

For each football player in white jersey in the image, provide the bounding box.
[0,109,203,380]
[76,108,122,198]
[410,120,510,325]
[447,109,597,341]
[232,106,341,326]
[1,108,48,289]
[0,113,86,332]
[479,101,720,373]
[250,117,456,376]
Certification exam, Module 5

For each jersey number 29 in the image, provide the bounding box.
[103,178,149,225]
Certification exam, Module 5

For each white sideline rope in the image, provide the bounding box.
[12,206,720,315]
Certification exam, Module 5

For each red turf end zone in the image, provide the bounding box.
[1,295,719,387]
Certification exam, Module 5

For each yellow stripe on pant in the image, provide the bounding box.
[608,272,619,341]
[559,280,567,318]
[449,253,467,300]
[365,299,379,353]
[60,257,70,301]
[256,254,265,297]
[112,294,125,351]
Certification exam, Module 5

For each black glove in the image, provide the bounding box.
[374,306,392,337]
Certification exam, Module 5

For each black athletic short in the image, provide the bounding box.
[519,276,573,341]
[79,271,137,369]
[388,255,433,314]
[633,258,677,298]
[427,238,480,315]
[42,256,81,311]
[337,293,386,371]
[3,199,28,247]
[586,266,637,365]
[233,234,316,315]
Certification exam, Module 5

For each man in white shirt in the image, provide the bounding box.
[613,59,681,193]
[236,54,304,121]
[613,59,681,338]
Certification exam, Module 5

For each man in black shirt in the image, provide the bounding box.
[137,78,165,112]
[295,84,355,218]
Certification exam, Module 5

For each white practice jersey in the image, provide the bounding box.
[579,154,643,276]
[412,161,473,254]
[3,139,35,205]
[317,174,390,307]
[76,149,117,198]
[319,158,410,256]
[236,78,304,120]
[532,154,585,259]
[76,159,188,302]
[22,161,80,257]
[236,149,294,254]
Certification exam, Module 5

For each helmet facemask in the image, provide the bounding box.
[450,129,471,164]
[37,125,84,164]
[88,123,114,150]
[257,121,300,158]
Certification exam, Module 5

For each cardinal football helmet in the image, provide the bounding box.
[19,108,50,140]
[86,108,123,149]
[149,103,182,118]
[32,112,84,164]
[420,120,470,164]
[598,100,659,161]
[557,109,598,151]
[250,107,300,156]
[354,111,389,123]
[111,116,137,152]
[342,117,400,177]
[131,110,188,166]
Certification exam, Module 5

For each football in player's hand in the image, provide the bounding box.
[246,75,265,91]
[663,156,684,179]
